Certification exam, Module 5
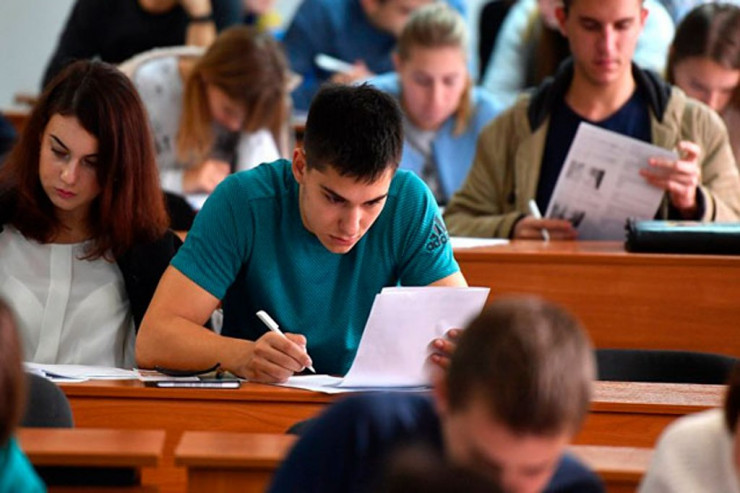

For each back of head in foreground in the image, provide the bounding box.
[269,297,598,493]
[0,298,45,492]
[435,296,597,492]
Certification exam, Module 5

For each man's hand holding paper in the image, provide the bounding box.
[641,140,702,217]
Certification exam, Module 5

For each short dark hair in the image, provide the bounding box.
[724,363,740,433]
[447,297,595,435]
[302,84,403,183]
[0,60,168,260]
[562,0,643,15]
[667,3,740,83]
[0,299,25,447]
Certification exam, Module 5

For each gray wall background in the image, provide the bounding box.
[0,0,486,110]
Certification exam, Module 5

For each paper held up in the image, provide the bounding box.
[277,286,489,393]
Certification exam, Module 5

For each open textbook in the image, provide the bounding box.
[545,122,677,240]
[277,286,490,393]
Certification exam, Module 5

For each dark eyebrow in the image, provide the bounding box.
[320,185,388,205]
[50,135,69,151]
[50,134,99,160]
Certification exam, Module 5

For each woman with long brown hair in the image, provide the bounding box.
[120,26,291,198]
[0,60,179,368]
[667,3,740,166]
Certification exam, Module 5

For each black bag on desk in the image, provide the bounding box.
[625,219,740,255]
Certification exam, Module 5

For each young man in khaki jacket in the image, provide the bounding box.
[445,0,740,239]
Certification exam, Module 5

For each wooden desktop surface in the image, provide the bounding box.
[454,241,740,355]
[18,428,164,467]
[59,379,723,493]
[174,431,652,493]
[18,428,164,493]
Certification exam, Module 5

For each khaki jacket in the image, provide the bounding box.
[445,62,740,238]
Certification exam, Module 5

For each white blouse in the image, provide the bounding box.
[0,226,135,368]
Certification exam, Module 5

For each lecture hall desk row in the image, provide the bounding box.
[59,379,725,493]
[174,431,653,493]
[17,427,650,493]
[455,241,740,356]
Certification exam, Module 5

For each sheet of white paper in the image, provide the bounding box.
[545,122,677,240]
[24,363,138,382]
[450,237,510,249]
[339,287,489,387]
[275,375,430,394]
[186,193,208,211]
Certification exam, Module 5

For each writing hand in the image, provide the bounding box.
[240,332,313,383]
[513,216,577,240]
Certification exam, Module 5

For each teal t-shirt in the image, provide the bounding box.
[172,159,459,375]
[0,438,46,493]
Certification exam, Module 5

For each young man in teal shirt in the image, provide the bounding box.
[137,84,466,382]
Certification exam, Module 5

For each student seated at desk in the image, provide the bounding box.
[0,299,45,492]
[444,0,740,240]
[268,297,604,493]
[119,27,291,199]
[368,4,502,205]
[282,0,465,111]
[666,3,740,167]
[0,61,179,367]
[136,84,466,383]
[639,363,740,492]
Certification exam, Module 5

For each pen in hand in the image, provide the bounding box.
[527,199,550,242]
[256,310,316,374]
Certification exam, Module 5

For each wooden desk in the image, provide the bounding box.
[18,428,164,492]
[175,432,296,493]
[61,380,334,493]
[455,241,740,355]
[569,445,652,493]
[577,381,724,447]
[60,379,723,492]
[174,432,651,493]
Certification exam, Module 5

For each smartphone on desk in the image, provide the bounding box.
[148,378,241,389]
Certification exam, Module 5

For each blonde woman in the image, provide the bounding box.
[369,4,502,204]
[120,26,290,198]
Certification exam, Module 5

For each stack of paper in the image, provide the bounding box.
[24,363,138,383]
[277,286,489,393]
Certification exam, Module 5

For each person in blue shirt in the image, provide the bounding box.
[136,84,466,382]
[283,0,465,111]
[269,297,604,493]
[369,4,502,204]
[0,299,46,493]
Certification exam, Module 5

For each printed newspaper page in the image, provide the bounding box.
[545,122,677,240]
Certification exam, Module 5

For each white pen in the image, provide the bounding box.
[256,310,316,373]
[527,199,550,242]
[314,53,356,74]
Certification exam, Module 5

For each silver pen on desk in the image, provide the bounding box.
[527,199,550,242]
[256,310,316,373]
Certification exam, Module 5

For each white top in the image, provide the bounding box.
[0,226,135,368]
[122,46,281,194]
[639,409,740,493]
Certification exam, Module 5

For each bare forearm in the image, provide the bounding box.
[136,314,253,375]
[186,22,216,46]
